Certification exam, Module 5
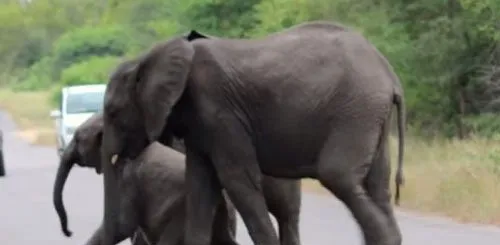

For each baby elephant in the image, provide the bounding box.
[52,113,302,245]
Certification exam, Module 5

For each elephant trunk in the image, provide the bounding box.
[53,140,77,237]
[101,130,121,245]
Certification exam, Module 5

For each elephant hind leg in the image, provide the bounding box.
[263,178,301,245]
[363,119,402,245]
[275,211,301,245]
[316,124,396,245]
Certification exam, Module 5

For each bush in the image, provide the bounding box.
[463,113,500,139]
[15,25,136,90]
[51,25,137,78]
[12,29,52,69]
[49,55,121,106]
[59,56,120,86]
[15,56,57,91]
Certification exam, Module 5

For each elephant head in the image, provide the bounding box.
[52,113,104,237]
[100,31,207,245]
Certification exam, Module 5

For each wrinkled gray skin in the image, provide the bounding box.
[53,114,239,245]
[101,21,405,245]
[166,139,302,245]
[53,114,302,245]
[0,129,5,177]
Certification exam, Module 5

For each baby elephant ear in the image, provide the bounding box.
[136,37,196,142]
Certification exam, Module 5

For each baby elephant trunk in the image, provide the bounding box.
[52,145,76,237]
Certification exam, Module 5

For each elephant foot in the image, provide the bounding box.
[364,228,402,245]
[215,242,240,245]
[386,230,402,245]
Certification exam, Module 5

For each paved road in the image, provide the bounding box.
[1,110,500,245]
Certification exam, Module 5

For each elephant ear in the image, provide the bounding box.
[134,37,197,142]
[186,30,209,41]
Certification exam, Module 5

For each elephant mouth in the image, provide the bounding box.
[113,143,150,163]
[107,153,132,168]
[110,145,147,165]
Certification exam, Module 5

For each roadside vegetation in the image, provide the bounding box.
[0,88,55,146]
[0,0,499,225]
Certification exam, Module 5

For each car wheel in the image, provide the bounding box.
[0,150,5,177]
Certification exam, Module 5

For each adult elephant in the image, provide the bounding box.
[101,20,406,245]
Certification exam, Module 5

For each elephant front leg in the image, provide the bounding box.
[184,148,223,245]
[210,130,280,245]
[211,193,240,245]
[84,227,103,245]
[84,223,134,245]
[277,215,301,245]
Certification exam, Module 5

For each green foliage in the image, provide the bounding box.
[249,0,310,36]
[15,56,57,91]
[1,0,500,139]
[59,56,120,86]
[488,147,500,175]
[184,0,261,37]
[12,30,52,68]
[49,86,64,108]
[49,56,121,106]
[146,19,183,40]
[463,113,500,139]
[51,25,135,75]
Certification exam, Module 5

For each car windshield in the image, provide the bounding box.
[65,90,105,114]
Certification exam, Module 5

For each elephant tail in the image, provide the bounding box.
[393,90,405,206]
[53,140,77,237]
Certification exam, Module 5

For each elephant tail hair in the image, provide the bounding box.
[393,90,405,206]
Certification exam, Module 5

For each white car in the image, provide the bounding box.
[50,84,107,157]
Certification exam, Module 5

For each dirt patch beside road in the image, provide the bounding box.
[0,88,56,146]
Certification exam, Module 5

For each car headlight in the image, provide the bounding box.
[65,126,76,135]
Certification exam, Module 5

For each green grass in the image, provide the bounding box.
[0,88,57,146]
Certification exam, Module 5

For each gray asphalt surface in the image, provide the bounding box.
[1,110,500,245]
